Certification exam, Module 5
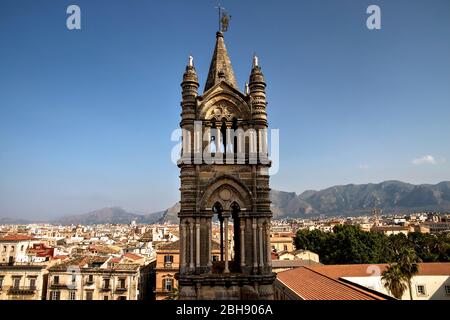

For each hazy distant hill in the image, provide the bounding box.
[53,207,164,225]
[0,217,32,225]
[274,180,450,218]
[157,202,180,224]
[157,181,450,222]
[2,181,449,225]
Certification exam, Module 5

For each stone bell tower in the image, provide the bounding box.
[176,31,275,300]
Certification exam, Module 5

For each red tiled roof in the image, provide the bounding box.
[0,234,35,242]
[307,263,450,278]
[109,257,122,264]
[53,255,69,261]
[372,226,410,231]
[123,253,142,261]
[276,267,387,300]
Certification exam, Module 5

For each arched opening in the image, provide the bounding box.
[232,117,238,154]
[211,200,242,274]
[220,120,227,153]
[210,122,217,154]
[212,202,224,262]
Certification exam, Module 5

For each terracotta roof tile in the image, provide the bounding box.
[276,267,387,300]
[123,253,143,261]
[0,234,35,242]
[307,263,450,278]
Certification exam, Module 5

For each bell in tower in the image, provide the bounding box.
[176,30,275,300]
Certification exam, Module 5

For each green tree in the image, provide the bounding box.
[433,233,450,261]
[382,263,407,299]
[293,226,450,266]
[397,247,420,300]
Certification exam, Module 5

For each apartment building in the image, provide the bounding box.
[0,235,38,264]
[46,256,153,300]
[0,262,48,300]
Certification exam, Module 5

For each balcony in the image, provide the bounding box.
[49,282,67,289]
[115,286,127,293]
[101,286,111,292]
[7,286,36,295]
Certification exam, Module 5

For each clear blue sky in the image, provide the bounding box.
[1,0,449,219]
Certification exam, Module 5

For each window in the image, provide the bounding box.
[117,296,126,300]
[85,291,93,300]
[283,245,288,251]
[87,274,94,283]
[118,278,126,289]
[164,278,173,292]
[11,246,14,252]
[69,291,76,300]
[445,285,450,295]
[71,272,76,283]
[53,276,59,284]
[212,255,219,262]
[13,277,21,289]
[21,245,24,251]
[416,285,426,296]
[50,291,60,300]
[0,277,4,288]
[164,255,174,265]
[2,246,6,252]
[103,278,110,289]
[104,296,109,300]
[29,278,36,289]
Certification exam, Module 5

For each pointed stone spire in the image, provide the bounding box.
[204,32,238,93]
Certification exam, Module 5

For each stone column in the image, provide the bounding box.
[236,125,244,164]
[224,215,229,273]
[259,222,264,269]
[180,222,186,272]
[196,218,200,268]
[240,219,245,268]
[189,222,194,270]
[219,217,224,261]
[194,121,202,163]
[207,218,212,268]
[266,222,272,268]
[252,218,258,269]
[215,122,222,153]
[225,122,233,164]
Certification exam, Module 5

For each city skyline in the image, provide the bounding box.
[1,0,450,219]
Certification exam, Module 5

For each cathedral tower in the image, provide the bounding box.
[177,31,275,300]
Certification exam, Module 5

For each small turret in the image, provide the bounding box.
[181,56,199,125]
[248,55,267,126]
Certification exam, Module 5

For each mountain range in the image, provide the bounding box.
[1,181,449,225]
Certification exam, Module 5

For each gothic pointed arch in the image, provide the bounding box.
[198,83,252,121]
[199,174,253,211]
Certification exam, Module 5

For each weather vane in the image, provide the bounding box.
[215,3,231,32]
